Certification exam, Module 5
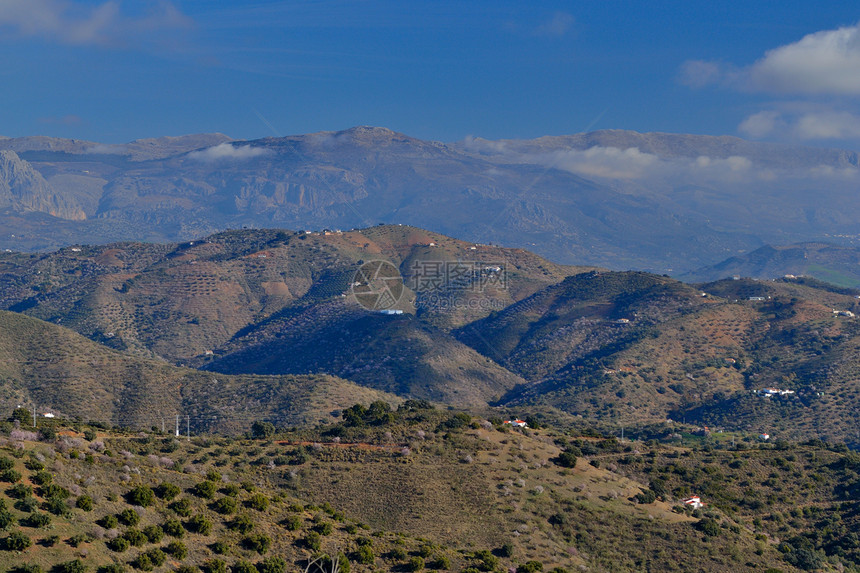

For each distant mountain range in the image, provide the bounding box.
[2,126,860,271]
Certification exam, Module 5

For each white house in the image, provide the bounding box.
[682,496,704,509]
[759,433,770,441]
[503,419,528,428]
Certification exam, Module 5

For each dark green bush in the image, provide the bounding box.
[192,481,217,499]
[23,512,51,528]
[107,536,130,552]
[123,528,147,547]
[98,514,119,529]
[31,471,52,486]
[55,560,87,573]
[228,514,254,533]
[3,531,32,551]
[169,498,193,516]
[126,486,155,507]
[97,565,125,573]
[408,557,425,572]
[242,533,271,554]
[166,540,188,559]
[76,495,94,511]
[283,515,302,531]
[143,524,163,543]
[119,508,140,526]
[212,496,237,515]
[231,561,256,573]
[8,483,33,499]
[518,562,544,573]
[163,518,185,537]
[255,557,287,573]
[202,560,226,573]
[185,514,212,535]
[155,482,181,500]
[355,545,375,564]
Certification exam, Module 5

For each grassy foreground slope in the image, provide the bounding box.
[0,406,814,573]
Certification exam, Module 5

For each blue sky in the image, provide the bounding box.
[2,1,860,145]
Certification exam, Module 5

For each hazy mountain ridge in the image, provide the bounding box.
[2,126,860,270]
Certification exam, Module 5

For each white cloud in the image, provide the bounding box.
[0,0,191,48]
[749,23,860,95]
[187,143,272,162]
[794,110,860,139]
[680,22,860,96]
[738,111,784,138]
[739,107,860,141]
[546,146,659,179]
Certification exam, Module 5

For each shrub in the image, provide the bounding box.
[556,450,578,468]
[44,496,71,516]
[163,518,185,537]
[15,497,39,512]
[205,470,222,482]
[175,567,198,573]
[251,421,275,438]
[355,545,375,564]
[0,457,13,470]
[84,429,98,441]
[472,550,498,571]
[499,542,514,558]
[107,536,130,552]
[3,531,32,551]
[155,482,181,500]
[166,540,188,559]
[0,508,16,530]
[131,553,153,571]
[98,514,119,529]
[10,565,44,573]
[0,469,22,483]
[55,560,87,573]
[408,557,425,572]
[202,560,226,573]
[31,471,53,486]
[283,515,302,531]
[192,481,217,499]
[76,495,94,511]
[68,533,93,547]
[126,486,155,507]
[210,541,230,555]
[123,528,148,547]
[242,533,271,554]
[185,514,212,535]
[255,557,287,573]
[635,490,657,504]
[8,483,33,499]
[315,521,333,535]
[145,548,166,567]
[228,514,254,534]
[245,493,269,511]
[143,524,164,543]
[97,565,125,573]
[23,512,51,528]
[518,562,544,573]
[304,531,321,551]
[430,556,450,570]
[231,561,256,573]
[697,518,721,537]
[119,508,140,526]
[40,484,70,499]
[170,498,193,516]
[212,496,237,515]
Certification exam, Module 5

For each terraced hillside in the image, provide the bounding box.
[459,272,860,444]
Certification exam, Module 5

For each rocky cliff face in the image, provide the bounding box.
[0,150,85,220]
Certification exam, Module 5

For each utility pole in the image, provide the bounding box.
[32,406,36,428]
[175,415,180,437]
[186,416,190,441]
